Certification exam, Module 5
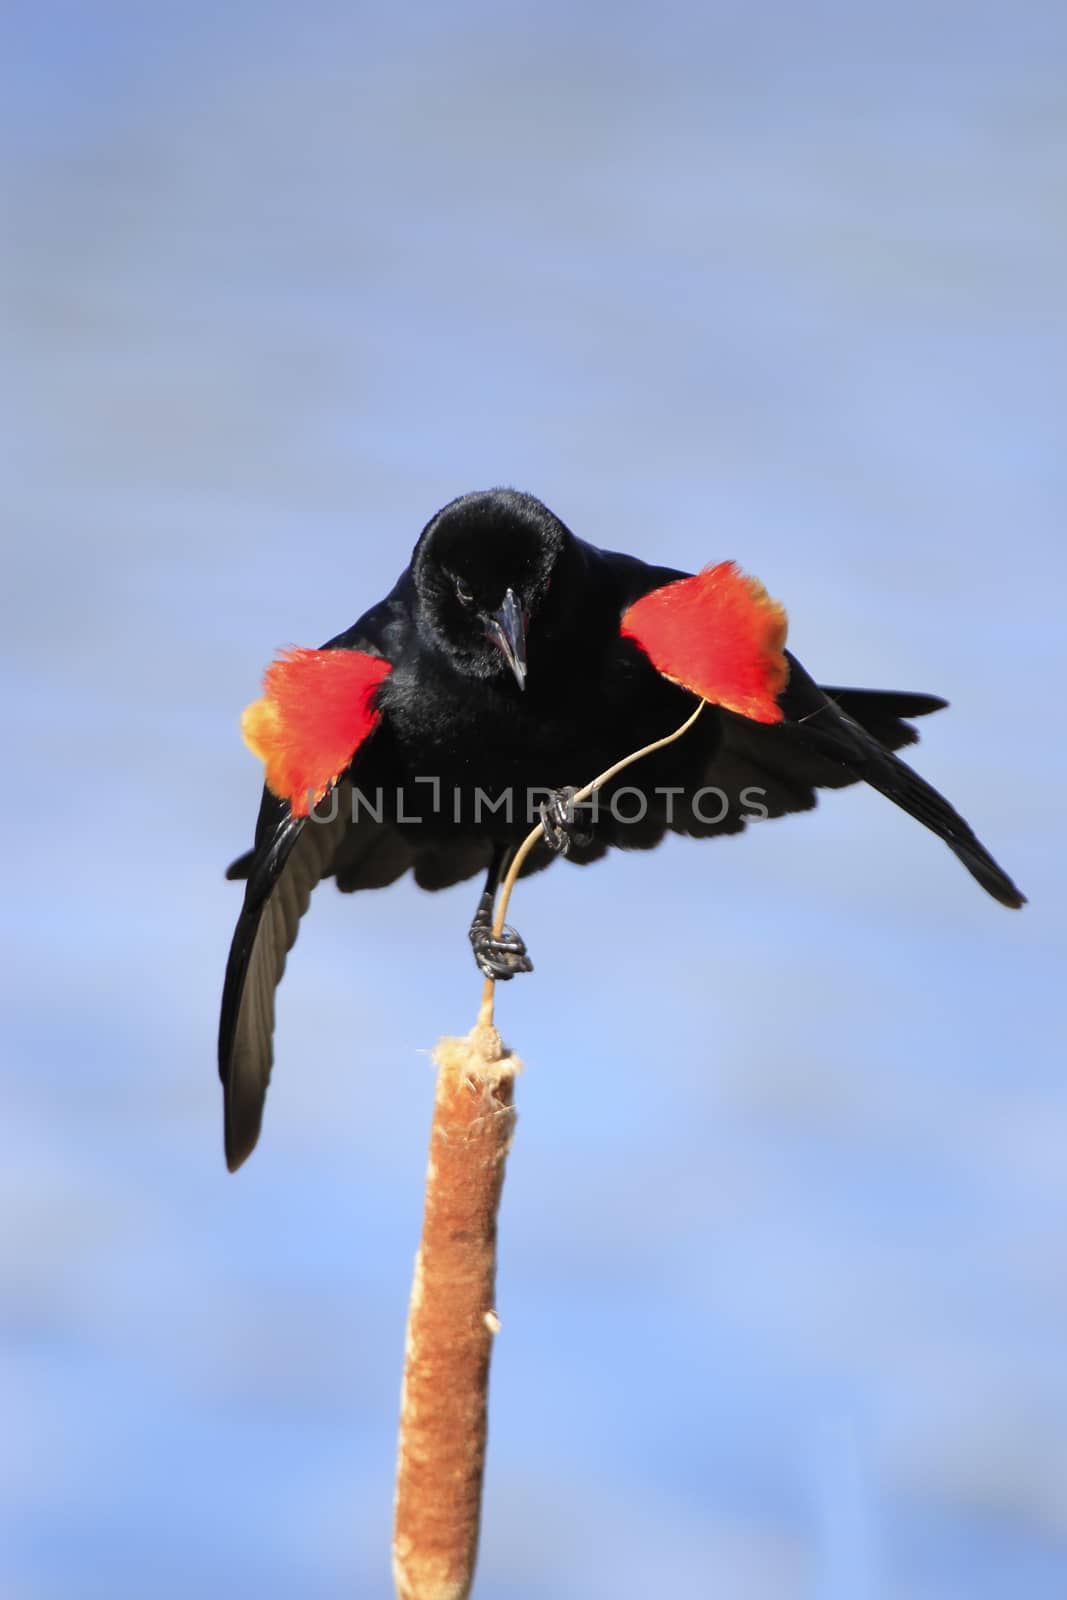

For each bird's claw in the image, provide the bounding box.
[538,786,593,856]
[469,911,533,981]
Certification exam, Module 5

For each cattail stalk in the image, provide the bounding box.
[393,699,704,1598]
[393,1024,519,1600]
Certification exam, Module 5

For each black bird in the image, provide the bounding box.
[219,488,1024,1170]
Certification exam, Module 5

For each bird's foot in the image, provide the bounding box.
[469,900,533,981]
[538,786,594,856]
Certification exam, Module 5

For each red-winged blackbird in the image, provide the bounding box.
[220,488,1024,1170]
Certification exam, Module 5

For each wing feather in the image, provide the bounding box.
[218,783,351,1171]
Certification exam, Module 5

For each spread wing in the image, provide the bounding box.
[669,654,1025,907]
[219,771,508,1171]
[609,547,1023,908]
[219,592,412,1171]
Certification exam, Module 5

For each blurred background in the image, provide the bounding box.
[3,3,1065,1596]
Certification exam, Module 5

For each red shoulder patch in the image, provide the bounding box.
[241,647,392,816]
[620,562,789,723]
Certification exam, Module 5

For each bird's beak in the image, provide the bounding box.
[485,587,528,690]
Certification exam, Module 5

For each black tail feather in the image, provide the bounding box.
[819,686,947,754]
[225,849,255,882]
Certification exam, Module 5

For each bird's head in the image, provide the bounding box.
[411,489,569,689]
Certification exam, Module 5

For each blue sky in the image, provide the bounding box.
[4,4,1066,1597]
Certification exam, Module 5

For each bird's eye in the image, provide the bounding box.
[455,579,474,607]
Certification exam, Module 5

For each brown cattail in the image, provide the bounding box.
[392,704,702,1596]
[393,1024,520,1600]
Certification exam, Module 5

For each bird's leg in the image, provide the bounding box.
[538,785,594,856]
[468,846,533,981]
